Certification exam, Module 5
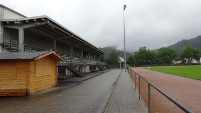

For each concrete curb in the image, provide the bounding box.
[80,69,112,83]
[58,69,112,83]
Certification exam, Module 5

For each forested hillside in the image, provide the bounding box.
[101,36,201,60]
[169,35,201,53]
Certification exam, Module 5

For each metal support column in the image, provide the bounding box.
[89,53,91,61]
[0,26,4,53]
[70,46,74,59]
[53,40,56,51]
[81,49,83,59]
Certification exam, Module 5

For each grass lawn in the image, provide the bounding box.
[145,65,201,80]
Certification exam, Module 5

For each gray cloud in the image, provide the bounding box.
[2,0,201,52]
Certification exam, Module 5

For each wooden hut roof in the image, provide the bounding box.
[0,50,63,61]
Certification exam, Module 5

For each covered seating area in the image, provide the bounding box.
[0,4,107,78]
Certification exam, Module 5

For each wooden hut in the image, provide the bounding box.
[0,50,63,96]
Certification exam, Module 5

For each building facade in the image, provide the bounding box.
[0,4,106,78]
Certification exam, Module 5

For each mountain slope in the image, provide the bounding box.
[101,46,132,59]
[169,35,201,53]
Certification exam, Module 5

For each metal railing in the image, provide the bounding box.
[129,68,193,113]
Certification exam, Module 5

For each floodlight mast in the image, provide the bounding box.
[123,5,126,72]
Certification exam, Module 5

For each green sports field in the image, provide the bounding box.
[145,65,201,80]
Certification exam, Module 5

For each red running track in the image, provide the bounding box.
[131,67,201,113]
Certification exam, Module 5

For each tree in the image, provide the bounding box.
[127,56,135,66]
[98,55,105,62]
[181,45,200,64]
[150,50,158,64]
[133,47,155,66]
[108,49,120,64]
[157,47,176,64]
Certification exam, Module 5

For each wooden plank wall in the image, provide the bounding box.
[0,60,29,96]
[29,56,57,94]
[0,56,58,96]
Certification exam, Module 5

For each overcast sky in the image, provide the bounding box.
[1,0,201,52]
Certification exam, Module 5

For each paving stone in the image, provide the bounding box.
[103,71,147,113]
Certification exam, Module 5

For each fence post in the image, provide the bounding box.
[135,72,136,90]
[128,68,193,113]
[130,69,132,79]
[148,82,151,113]
[139,76,141,100]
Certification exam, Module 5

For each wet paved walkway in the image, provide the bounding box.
[58,69,111,84]
[0,70,147,113]
[0,70,120,113]
[103,70,147,113]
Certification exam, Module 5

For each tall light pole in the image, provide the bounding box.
[123,5,126,72]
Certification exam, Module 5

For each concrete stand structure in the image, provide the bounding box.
[0,4,108,79]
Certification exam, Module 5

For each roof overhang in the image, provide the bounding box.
[35,51,64,61]
[0,50,64,61]
[0,15,105,55]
